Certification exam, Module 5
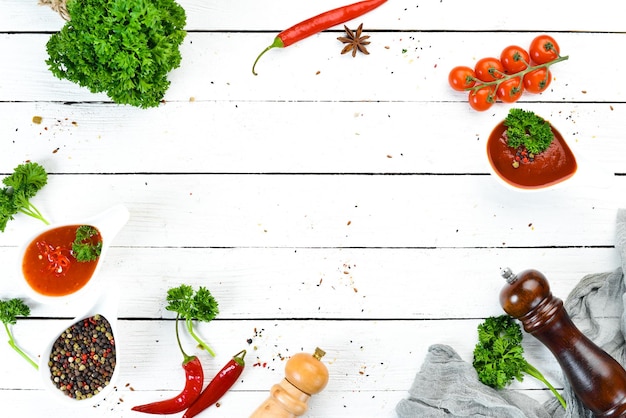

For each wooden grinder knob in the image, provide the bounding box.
[499,268,626,417]
[249,347,329,418]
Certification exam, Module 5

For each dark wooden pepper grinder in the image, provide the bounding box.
[499,267,626,417]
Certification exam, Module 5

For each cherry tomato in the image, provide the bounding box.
[468,86,495,111]
[500,45,530,74]
[448,66,476,91]
[529,35,560,64]
[523,68,552,93]
[474,57,505,82]
[496,77,524,103]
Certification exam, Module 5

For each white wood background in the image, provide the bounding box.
[1,0,625,416]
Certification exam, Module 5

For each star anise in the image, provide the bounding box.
[337,23,370,57]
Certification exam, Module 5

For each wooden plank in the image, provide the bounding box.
[2,0,622,32]
[1,247,620,319]
[0,319,566,404]
[2,101,623,175]
[0,175,622,249]
[0,32,621,102]
[0,387,557,417]
[0,389,402,417]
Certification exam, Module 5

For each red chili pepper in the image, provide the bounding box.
[132,315,205,414]
[182,350,247,418]
[132,355,203,414]
[252,0,387,75]
[36,240,72,275]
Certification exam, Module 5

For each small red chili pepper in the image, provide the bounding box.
[132,315,204,414]
[182,350,247,418]
[36,240,72,275]
[132,356,203,414]
[252,0,387,75]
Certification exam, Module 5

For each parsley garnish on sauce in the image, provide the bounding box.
[72,225,103,262]
[504,108,554,155]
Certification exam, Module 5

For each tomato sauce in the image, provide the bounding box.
[487,121,577,189]
[22,225,102,297]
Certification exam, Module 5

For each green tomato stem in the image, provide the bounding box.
[467,55,569,100]
[525,362,566,409]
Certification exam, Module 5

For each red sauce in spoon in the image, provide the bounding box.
[487,120,577,189]
[22,225,101,296]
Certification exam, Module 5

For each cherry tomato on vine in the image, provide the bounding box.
[496,77,524,103]
[468,86,495,111]
[500,45,530,74]
[448,66,476,91]
[474,57,504,82]
[523,68,552,93]
[529,35,560,64]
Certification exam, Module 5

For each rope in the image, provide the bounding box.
[39,0,70,21]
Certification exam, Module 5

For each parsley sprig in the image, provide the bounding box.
[166,285,219,357]
[0,298,38,370]
[0,162,48,232]
[473,315,565,408]
[504,108,554,155]
[72,225,103,262]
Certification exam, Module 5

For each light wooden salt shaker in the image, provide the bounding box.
[249,347,329,417]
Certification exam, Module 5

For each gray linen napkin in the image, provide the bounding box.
[397,209,626,418]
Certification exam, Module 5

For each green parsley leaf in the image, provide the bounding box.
[0,298,30,326]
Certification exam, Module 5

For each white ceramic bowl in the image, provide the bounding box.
[17,204,129,304]
[38,290,121,407]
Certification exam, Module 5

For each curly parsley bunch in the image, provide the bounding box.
[46,0,187,108]
[473,315,566,408]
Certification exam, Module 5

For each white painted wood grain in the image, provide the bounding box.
[0,389,406,417]
[0,318,566,416]
[1,247,620,319]
[1,0,625,416]
[2,101,623,175]
[0,32,622,102]
[1,0,622,32]
[0,175,622,250]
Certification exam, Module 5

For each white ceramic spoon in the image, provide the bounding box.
[17,204,129,305]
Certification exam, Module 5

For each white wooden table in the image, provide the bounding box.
[1,0,625,416]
